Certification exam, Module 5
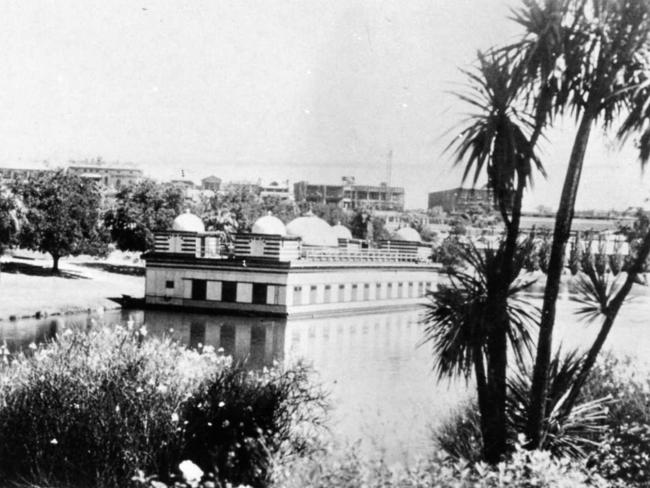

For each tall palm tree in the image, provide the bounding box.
[423,242,539,462]
[524,0,650,447]
[443,28,562,458]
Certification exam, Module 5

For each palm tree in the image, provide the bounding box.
[442,33,560,459]
[524,0,650,447]
[423,241,539,462]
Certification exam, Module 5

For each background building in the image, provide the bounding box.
[428,187,497,214]
[294,177,404,211]
[0,158,143,191]
[259,180,292,201]
[0,160,54,181]
[66,158,143,190]
[201,176,222,192]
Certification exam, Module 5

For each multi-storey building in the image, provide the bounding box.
[294,177,404,211]
[0,158,143,191]
[427,187,497,214]
[259,180,292,201]
[66,158,143,190]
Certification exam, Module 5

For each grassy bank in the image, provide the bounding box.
[0,250,144,321]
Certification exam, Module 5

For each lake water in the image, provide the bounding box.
[3,278,650,461]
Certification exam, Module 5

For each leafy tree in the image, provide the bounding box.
[15,170,109,272]
[105,179,184,252]
[0,187,19,254]
[204,183,263,232]
[349,209,389,241]
[262,197,298,224]
[309,203,350,226]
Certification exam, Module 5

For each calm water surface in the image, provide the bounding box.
[3,278,650,461]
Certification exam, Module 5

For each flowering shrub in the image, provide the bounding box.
[181,363,327,487]
[0,324,325,488]
[269,442,611,488]
[584,355,650,485]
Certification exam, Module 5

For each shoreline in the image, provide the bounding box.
[0,251,145,323]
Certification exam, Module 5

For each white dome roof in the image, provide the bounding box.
[252,214,287,235]
[391,226,421,242]
[286,214,338,247]
[172,211,205,233]
[331,223,352,240]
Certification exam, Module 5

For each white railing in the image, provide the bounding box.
[300,248,425,264]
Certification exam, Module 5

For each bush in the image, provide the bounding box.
[0,324,325,488]
[583,355,650,485]
[182,364,327,487]
[269,442,610,488]
[433,353,650,486]
[434,401,483,462]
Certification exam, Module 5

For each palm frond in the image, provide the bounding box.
[422,240,539,380]
[507,347,610,458]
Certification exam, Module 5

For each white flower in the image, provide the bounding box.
[157,384,168,394]
[50,438,58,445]
[218,401,225,408]
[136,386,143,393]
[138,326,147,337]
[28,342,37,350]
[171,412,179,422]
[115,405,120,413]
[178,460,203,487]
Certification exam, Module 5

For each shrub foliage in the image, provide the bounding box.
[0,324,324,488]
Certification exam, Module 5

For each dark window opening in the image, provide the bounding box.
[310,285,318,303]
[222,281,237,302]
[252,283,267,304]
[191,279,207,300]
[165,280,174,289]
[324,285,332,303]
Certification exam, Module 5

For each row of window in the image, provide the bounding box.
[171,278,434,307]
[183,279,281,305]
[292,280,433,306]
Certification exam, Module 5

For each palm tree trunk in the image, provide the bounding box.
[473,346,491,456]
[561,230,650,417]
[484,314,509,463]
[527,109,595,448]
[52,254,60,274]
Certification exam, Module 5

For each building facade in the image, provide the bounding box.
[259,180,292,201]
[66,158,143,190]
[201,176,222,192]
[0,161,53,181]
[294,177,404,211]
[427,187,497,214]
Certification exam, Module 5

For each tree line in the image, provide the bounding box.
[0,171,391,272]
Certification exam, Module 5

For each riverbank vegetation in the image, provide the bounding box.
[0,324,326,488]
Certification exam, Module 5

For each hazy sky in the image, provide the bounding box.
[0,0,648,210]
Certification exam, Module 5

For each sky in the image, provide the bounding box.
[0,0,649,210]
